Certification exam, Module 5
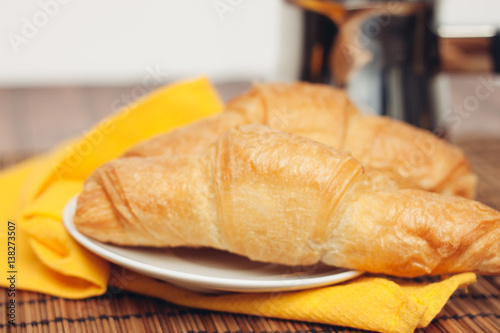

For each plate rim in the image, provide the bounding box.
[63,196,364,292]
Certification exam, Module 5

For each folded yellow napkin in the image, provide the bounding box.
[0,77,476,333]
[113,269,475,333]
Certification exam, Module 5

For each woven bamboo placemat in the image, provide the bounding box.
[1,138,500,333]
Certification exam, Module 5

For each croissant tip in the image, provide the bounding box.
[74,174,127,244]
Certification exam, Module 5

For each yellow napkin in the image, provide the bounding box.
[113,269,475,333]
[0,77,223,298]
[0,77,476,332]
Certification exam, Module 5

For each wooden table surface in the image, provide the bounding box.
[1,81,499,332]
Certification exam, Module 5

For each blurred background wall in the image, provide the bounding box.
[1,0,499,87]
[1,0,499,156]
[0,0,303,86]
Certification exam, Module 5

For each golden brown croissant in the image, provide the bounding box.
[75,124,500,277]
[123,82,477,198]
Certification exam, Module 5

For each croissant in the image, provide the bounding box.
[124,82,477,198]
[75,124,500,277]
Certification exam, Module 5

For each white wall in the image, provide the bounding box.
[436,0,500,27]
[435,0,500,37]
[0,0,303,86]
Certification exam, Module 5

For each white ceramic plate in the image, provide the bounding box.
[63,197,363,293]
